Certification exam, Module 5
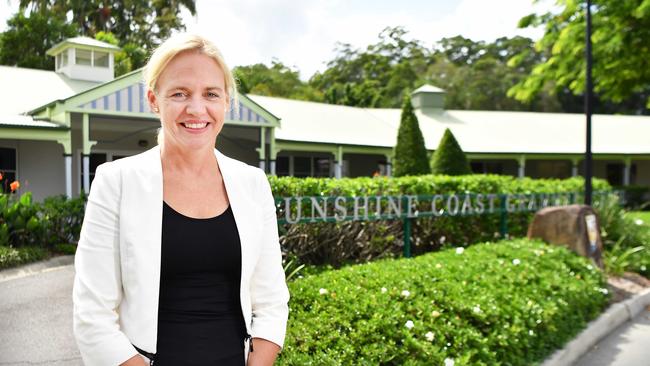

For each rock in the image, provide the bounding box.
[527,204,604,268]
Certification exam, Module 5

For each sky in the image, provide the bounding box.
[0,0,556,79]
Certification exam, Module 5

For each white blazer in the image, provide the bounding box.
[72,146,289,366]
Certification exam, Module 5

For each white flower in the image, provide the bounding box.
[512,258,521,265]
[635,219,644,225]
[455,247,464,255]
[381,287,388,294]
[444,357,455,366]
[425,331,435,342]
[529,330,535,336]
[405,320,414,329]
[319,288,328,295]
[401,290,411,298]
[473,305,481,313]
[599,288,609,295]
[436,263,442,269]
[431,310,441,318]
[439,236,446,244]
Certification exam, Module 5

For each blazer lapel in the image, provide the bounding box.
[215,150,255,279]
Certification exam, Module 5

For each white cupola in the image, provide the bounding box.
[411,84,446,110]
[46,36,121,83]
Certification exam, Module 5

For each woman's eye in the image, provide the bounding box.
[207,92,221,99]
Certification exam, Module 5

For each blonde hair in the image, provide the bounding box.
[143,33,238,144]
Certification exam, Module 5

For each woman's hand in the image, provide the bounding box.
[120,354,149,366]
[247,337,281,366]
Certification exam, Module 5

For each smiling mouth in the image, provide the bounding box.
[181,122,209,130]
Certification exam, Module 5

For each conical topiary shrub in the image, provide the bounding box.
[393,94,430,177]
[430,128,471,175]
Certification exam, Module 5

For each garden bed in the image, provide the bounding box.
[278,239,610,365]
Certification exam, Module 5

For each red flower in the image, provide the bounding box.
[0,172,3,181]
[10,181,19,192]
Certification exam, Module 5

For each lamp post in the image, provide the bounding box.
[584,0,593,206]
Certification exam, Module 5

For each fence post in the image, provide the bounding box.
[403,217,412,258]
[499,194,508,238]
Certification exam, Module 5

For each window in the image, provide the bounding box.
[0,147,17,193]
[61,51,68,67]
[80,153,107,189]
[94,51,109,67]
[314,158,331,177]
[276,156,289,176]
[293,157,311,178]
[606,163,624,186]
[75,49,92,66]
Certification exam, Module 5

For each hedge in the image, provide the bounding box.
[270,175,611,266]
[0,246,48,270]
[278,239,609,365]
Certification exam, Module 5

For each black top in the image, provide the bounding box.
[152,202,246,366]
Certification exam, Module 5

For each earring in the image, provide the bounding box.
[153,107,159,113]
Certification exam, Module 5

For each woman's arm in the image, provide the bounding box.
[120,355,149,366]
[73,164,139,365]
[247,169,290,354]
[247,338,281,366]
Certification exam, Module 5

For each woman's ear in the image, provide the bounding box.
[147,89,159,113]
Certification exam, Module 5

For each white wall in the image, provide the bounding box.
[17,140,66,202]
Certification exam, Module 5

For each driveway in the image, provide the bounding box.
[0,265,82,365]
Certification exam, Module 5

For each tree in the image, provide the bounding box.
[393,94,430,177]
[509,0,650,114]
[17,0,196,50]
[233,61,322,101]
[310,26,431,108]
[0,10,77,70]
[430,129,471,175]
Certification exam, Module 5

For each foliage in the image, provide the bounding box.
[277,239,609,365]
[0,245,47,270]
[509,0,650,114]
[310,26,430,108]
[234,61,323,101]
[270,175,611,266]
[38,194,86,248]
[0,10,77,70]
[17,0,196,50]
[393,93,430,177]
[2,1,195,72]
[615,185,650,210]
[596,194,650,276]
[54,243,77,255]
[0,192,46,247]
[430,128,471,175]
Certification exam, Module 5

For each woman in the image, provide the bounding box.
[73,34,289,366]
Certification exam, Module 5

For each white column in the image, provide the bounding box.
[334,146,344,179]
[572,159,579,177]
[623,158,631,186]
[83,155,90,193]
[269,160,276,176]
[517,155,526,179]
[385,154,393,177]
[64,155,72,198]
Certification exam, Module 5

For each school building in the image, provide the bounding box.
[0,37,648,201]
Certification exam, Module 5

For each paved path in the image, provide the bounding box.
[0,265,82,365]
[574,307,650,366]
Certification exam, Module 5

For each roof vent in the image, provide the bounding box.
[411,84,445,110]
[46,37,120,83]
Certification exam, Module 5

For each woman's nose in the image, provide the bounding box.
[185,96,206,115]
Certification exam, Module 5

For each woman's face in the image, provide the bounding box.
[148,51,228,152]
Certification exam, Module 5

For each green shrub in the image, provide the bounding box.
[430,128,471,175]
[615,185,650,210]
[38,194,86,248]
[0,192,46,247]
[393,94,430,177]
[271,175,611,266]
[0,246,48,270]
[278,239,609,365]
[54,243,77,255]
[597,194,650,276]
